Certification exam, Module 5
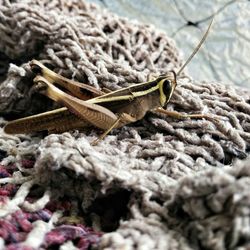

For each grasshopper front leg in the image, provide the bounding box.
[155,107,219,122]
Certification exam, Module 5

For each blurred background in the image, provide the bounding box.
[89,0,250,88]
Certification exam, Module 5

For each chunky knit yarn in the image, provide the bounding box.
[0,1,250,249]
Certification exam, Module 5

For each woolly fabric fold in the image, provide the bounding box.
[1,0,250,249]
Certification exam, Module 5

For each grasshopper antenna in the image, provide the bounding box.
[176,17,214,77]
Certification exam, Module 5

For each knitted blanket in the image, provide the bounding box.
[1,1,250,249]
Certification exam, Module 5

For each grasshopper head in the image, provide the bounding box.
[158,71,177,106]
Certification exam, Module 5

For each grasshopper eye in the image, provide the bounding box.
[162,79,172,96]
[159,79,173,106]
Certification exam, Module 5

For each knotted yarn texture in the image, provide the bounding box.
[1,0,250,249]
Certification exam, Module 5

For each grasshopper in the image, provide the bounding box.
[4,19,214,144]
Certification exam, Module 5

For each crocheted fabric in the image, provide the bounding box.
[1,0,250,249]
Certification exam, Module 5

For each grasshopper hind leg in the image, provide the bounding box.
[91,113,137,145]
[30,60,104,100]
[91,117,121,145]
